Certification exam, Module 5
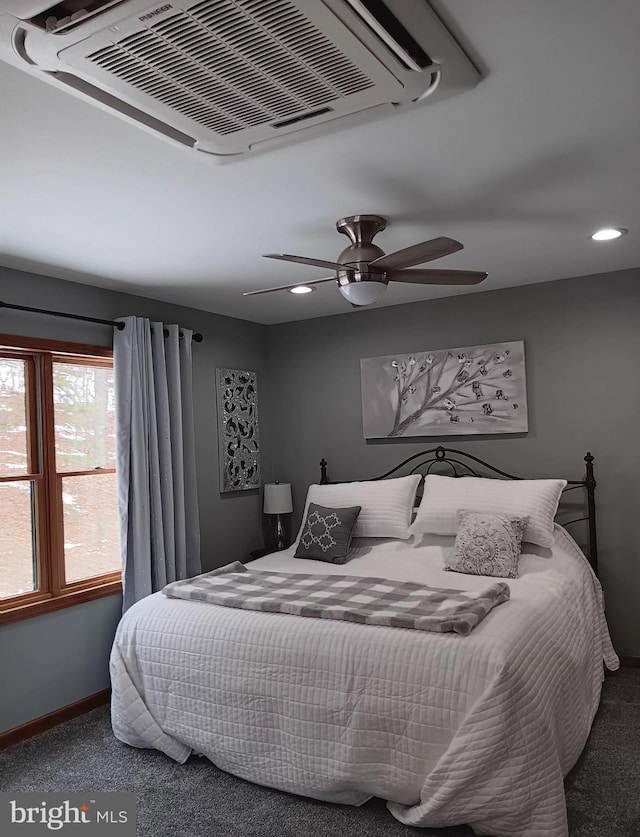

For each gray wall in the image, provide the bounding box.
[266,268,640,657]
[0,596,123,731]
[0,266,269,732]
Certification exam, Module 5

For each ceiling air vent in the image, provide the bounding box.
[0,0,480,159]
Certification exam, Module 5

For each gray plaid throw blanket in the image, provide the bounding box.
[163,562,510,636]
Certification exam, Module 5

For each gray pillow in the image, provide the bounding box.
[446,509,529,578]
[294,502,361,564]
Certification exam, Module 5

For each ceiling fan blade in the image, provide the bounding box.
[263,253,353,272]
[388,269,488,286]
[369,237,463,271]
[243,277,336,296]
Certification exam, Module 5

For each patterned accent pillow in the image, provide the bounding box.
[446,510,529,578]
[294,502,361,564]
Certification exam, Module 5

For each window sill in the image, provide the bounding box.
[0,580,122,626]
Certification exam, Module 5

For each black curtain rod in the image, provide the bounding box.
[0,300,204,342]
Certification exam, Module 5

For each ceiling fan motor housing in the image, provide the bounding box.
[337,246,386,270]
[334,214,390,306]
[336,214,388,291]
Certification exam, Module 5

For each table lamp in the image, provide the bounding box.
[263,481,293,551]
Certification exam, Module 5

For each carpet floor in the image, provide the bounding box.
[1,668,639,836]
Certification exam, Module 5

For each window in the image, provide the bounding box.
[0,335,121,624]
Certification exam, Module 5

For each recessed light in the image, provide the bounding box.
[590,227,628,241]
[289,285,315,294]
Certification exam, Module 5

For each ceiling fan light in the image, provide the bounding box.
[289,285,315,294]
[590,227,627,241]
[339,281,387,307]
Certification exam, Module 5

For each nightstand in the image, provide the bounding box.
[248,547,274,560]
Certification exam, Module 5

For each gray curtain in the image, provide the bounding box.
[114,316,200,611]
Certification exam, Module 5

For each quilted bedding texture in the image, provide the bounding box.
[110,526,618,837]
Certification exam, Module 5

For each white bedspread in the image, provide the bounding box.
[110,526,618,837]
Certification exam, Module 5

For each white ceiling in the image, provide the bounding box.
[1,0,640,325]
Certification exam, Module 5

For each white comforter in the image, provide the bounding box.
[110,526,618,837]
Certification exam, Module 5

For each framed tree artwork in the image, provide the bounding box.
[216,368,261,491]
[360,341,528,438]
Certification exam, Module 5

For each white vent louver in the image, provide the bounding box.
[0,0,480,159]
[87,1,375,136]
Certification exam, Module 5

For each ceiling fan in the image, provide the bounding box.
[244,215,487,307]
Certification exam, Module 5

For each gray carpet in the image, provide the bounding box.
[1,669,639,836]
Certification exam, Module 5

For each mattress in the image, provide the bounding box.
[110,525,618,837]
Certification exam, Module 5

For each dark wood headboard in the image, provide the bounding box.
[319,446,598,575]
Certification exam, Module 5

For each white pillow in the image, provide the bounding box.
[410,474,566,548]
[297,474,421,541]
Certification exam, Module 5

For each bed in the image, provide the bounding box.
[110,447,618,837]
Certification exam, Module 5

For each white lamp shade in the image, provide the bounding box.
[263,482,293,514]
[339,281,387,306]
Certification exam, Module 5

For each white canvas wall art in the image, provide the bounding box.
[361,341,528,438]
